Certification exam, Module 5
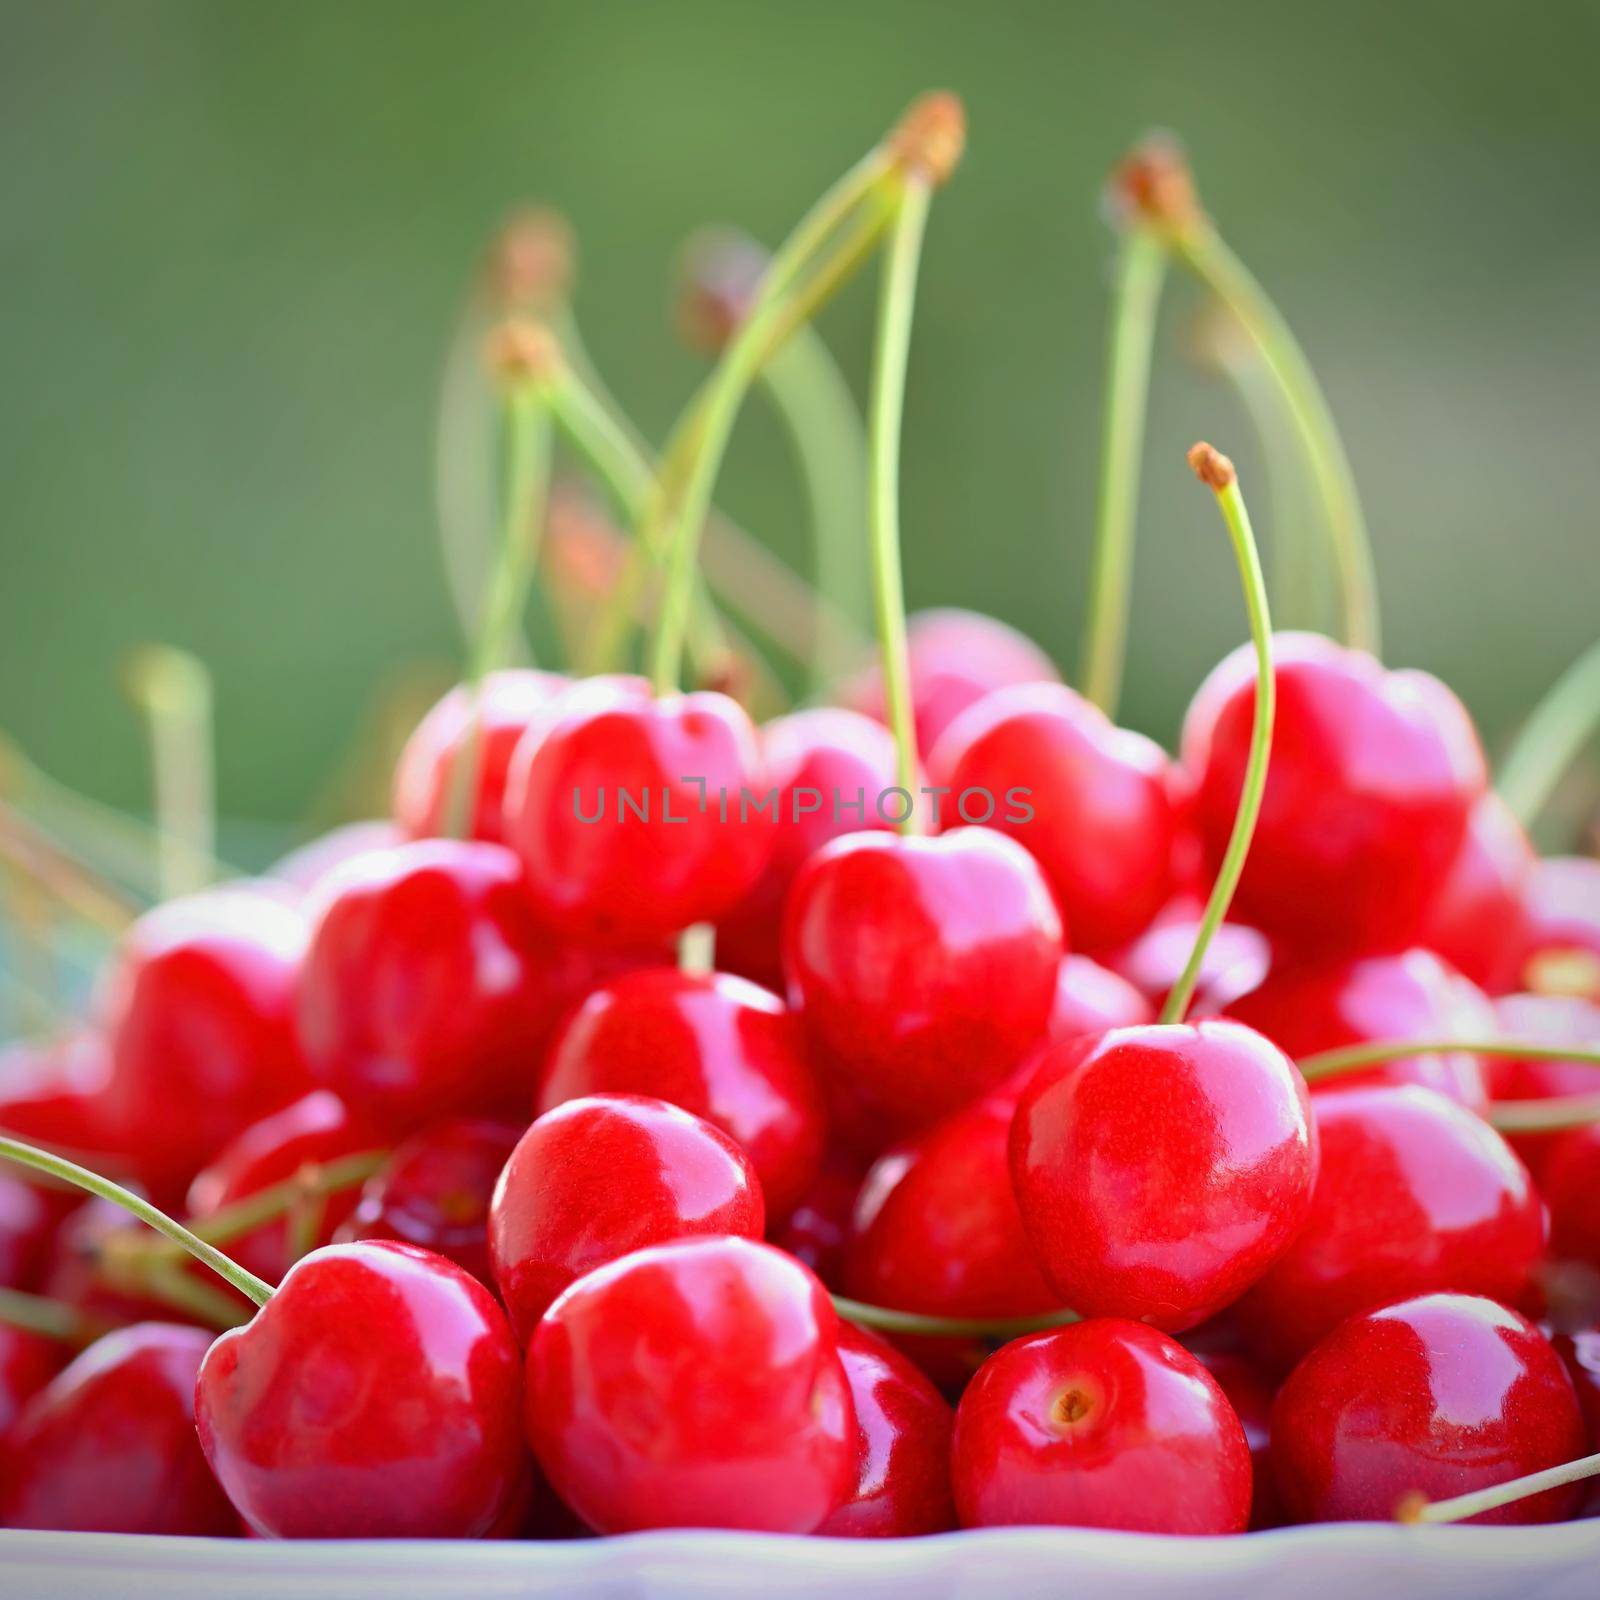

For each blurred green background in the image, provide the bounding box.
[3,0,1598,841]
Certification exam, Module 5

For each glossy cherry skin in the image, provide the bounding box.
[488,1093,765,1343]
[185,1091,377,1285]
[96,887,313,1199]
[1224,948,1494,1112]
[1484,992,1600,1179]
[0,1170,76,1292]
[1109,902,1272,1020]
[537,968,824,1220]
[394,669,568,844]
[526,1234,855,1533]
[0,1323,66,1438]
[951,1320,1251,1533]
[267,820,403,896]
[1193,1350,1281,1529]
[1420,796,1534,995]
[196,1241,526,1538]
[503,679,774,943]
[336,1118,521,1288]
[1544,1125,1600,1273]
[1234,1086,1546,1367]
[1271,1293,1586,1524]
[1044,954,1154,1043]
[0,1031,120,1166]
[842,607,1060,759]
[715,707,901,989]
[1520,856,1600,1000]
[815,1321,956,1537]
[767,1150,864,1288]
[783,828,1063,1144]
[1553,1328,1600,1446]
[1010,1022,1317,1332]
[296,839,558,1133]
[1,1323,235,1533]
[929,682,1178,954]
[1182,632,1485,955]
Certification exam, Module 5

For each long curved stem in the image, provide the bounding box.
[0,1136,272,1308]
[1401,1449,1600,1524]
[1080,226,1167,717]
[1299,1037,1600,1084]
[1161,447,1275,1024]
[1174,224,1380,658]
[867,179,932,830]
[831,1294,1078,1342]
[1497,637,1600,831]
[1489,1093,1600,1133]
[0,1286,100,1344]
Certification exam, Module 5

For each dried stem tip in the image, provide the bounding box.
[1187,441,1236,491]
[487,207,576,312]
[887,92,966,185]
[676,228,768,354]
[483,319,561,388]
[1108,132,1204,234]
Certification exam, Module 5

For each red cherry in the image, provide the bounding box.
[0,1031,119,1164]
[1010,1021,1317,1332]
[815,1321,956,1537]
[1420,795,1534,994]
[1234,1086,1546,1366]
[1109,902,1272,1020]
[503,679,774,942]
[266,820,403,897]
[1553,1328,1600,1446]
[1,1323,235,1533]
[783,828,1063,1143]
[715,708,901,989]
[526,1234,855,1533]
[1543,1124,1600,1274]
[1224,948,1495,1112]
[1271,1292,1587,1524]
[929,682,1179,953]
[1044,954,1154,1043]
[335,1117,521,1287]
[842,607,1059,759]
[43,1197,191,1328]
[1520,856,1600,1000]
[295,840,557,1132]
[196,1241,526,1538]
[97,886,313,1199]
[1193,1349,1281,1529]
[951,1319,1251,1533]
[488,1093,764,1342]
[393,669,568,844]
[0,1170,75,1292]
[1182,633,1485,955]
[767,1150,863,1288]
[0,1323,66,1438]
[185,1091,376,1284]
[537,968,824,1219]
[1485,992,1600,1179]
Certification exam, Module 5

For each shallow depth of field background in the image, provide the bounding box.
[2,0,1598,849]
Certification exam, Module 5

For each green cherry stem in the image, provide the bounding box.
[1497,636,1600,831]
[1160,445,1275,1025]
[0,1286,103,1345]
[867,178,934,828]
[1080,225,1167,717]
[830,1294,1079,1342]
[1488,1093,1600,1134]
[0,1135,273,1308]
[123,645,217,901]
[1298,1037,1600,1085]
[1398,1449,1600,1525]
[442,328,556,838]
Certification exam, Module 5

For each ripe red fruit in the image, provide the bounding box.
[295,840,557,1133]
[1543,1124,1600,1273]
[537,968,824,1219]
[1043,954,1154,1043]
[503,679,774,942]
[488,1093,765,1342]
[196,1241,525,1538]
[1271,1292,1587,1523]
[97,887,313,1199]
[1485,992,1600,1179]
[1182,632,1485,955]
[767,1150,863,1288]
[715,707,901,989]
[1520,856,1600,1000]
[951,1319,1251,1533]
[815,1321,956,1537]
[1224,947,1495,1112]
[335,1118,521,1288]
[929,682,1179,953]
[0,1170,75,1292]
[1553,1328,1600,1446]
[526,1235,855,1533]
[0,1032,119,1165]
[1420,795,1534,994]
[267,820,403,896]
[393,669,567,844]
[1234,1085,1546,1366]
[185,1091,376,1284]
[1010,1022,1317,1331]
[0,1323,66,1439]
[1109,903,1271,1019]
[1,1323,235,1534]
[842,607,1059,758]
[1193,1349,1281,1529]
[783,828,1063,1143]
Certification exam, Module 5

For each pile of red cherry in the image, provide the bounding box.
[2,97,1600,1553]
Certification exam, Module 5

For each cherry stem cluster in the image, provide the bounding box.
[1497,635,1600,831]
[1161,446,1274,1025]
